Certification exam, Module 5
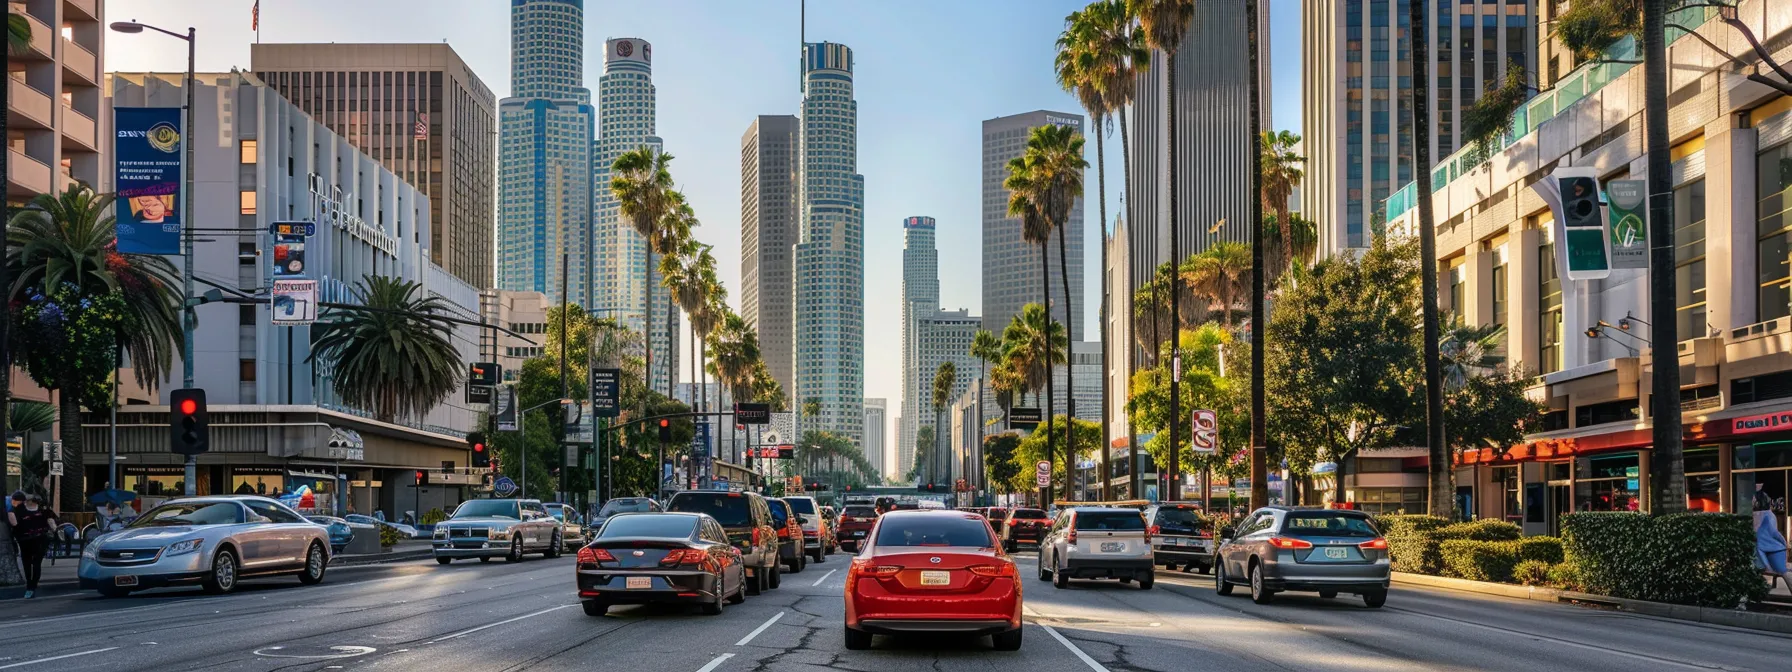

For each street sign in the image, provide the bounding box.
[271,279,318,325]
[1191,409,1218,453]
[1035,460,1051,487]
[591,368,621,417]
[468,362,501,388]
[272,233,307,278]
[1011,407,1042,429]
[734,403,771,425]
[691,421,712,457]
[493,476,517,497]
[466,384,492,405]
[746,445,794,459]
[270,220,316,237]
[1606,179,1648,269]
[495,386,518,431]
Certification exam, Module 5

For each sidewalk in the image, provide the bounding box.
[1392,571,1792,635]
[1,539,434,600]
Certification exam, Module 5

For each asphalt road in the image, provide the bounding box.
[1,549,1786,671]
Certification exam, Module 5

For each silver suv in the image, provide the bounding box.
[1036,507,1155,589]
[1214,506,1389,607]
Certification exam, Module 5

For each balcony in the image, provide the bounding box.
[60,105,95,151]
[7,149,51,197]
[9,7,52,60]
[8,78,53,129]
[63,0,97,21]
[61,38,97,86]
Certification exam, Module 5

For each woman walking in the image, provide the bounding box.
[7,492,58,598]
[1756,491,1790,593]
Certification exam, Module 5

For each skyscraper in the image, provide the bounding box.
[899,216,938,473]
[862,398,887,481]
[1303,0,1533,255]
[252,43,497,289]
[911,309,982,484]
[741,115,801,396]
[593,37,676,394]
[981,111,1085,336]
[499,0,594,307]
[792,42,865,445]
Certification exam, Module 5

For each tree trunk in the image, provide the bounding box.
[1409,0,1452,518]
[643,251,655,411]
[1642,0,1684,514]
[1095,116,1111,502]
[1040,244,1055,507]
[1246,0,1269,510]
[1059,203,1076,501]
[1166,51,1182,503]
[58,394,84,513]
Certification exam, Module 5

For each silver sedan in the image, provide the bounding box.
[432,498,563,563]
[79,495,332,597]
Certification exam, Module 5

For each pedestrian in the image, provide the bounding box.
[1755,492,1789,592]
[7,492,58,598]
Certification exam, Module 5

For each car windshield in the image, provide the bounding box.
[1153,507,1204,527]
[875,514,995,548]
[1074,511,1146,531]
[452,500,521,520]
[667,494,751,527]
[1013,508,1046,520]
[986,509,1011,522]
[599,498,658,516]
[842,506,876,517]
[130,501,244,528]
[769,502,789,527]
[598,515,697,539]
[548,507,567,521]
[785,498,816,515]
[1282,513,1380,537]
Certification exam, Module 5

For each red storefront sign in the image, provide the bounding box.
[1732,410,1792,435]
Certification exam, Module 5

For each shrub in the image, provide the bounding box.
[1513,536,1565,565]
[420,508,448,526]
[1547,561,1585,592]
[378,523,402,548]
[1436,518,1522,542]
[1513,560,1553,586]
[1378,514,1449,574]
[1440,539,1520,582]
[1561,512,1767,607]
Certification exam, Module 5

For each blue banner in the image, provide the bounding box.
[113,107,184,255]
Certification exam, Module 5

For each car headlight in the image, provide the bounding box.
[164,539,205,557]
[82,541,99,559]
[434,527,448,538]
[488,525,512,538]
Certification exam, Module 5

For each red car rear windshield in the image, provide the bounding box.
[842,506,877,517]
[875,515,995,547]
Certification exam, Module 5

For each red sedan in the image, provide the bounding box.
[835,504,879,552]
[844,510,1023,651]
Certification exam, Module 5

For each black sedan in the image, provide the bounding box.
[575,512,748,616]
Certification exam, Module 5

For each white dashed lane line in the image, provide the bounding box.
[810,569,837,587]
[734,610,785,647]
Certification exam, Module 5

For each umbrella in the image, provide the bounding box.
[89,488,138,507]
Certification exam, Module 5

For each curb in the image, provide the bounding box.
[1392,572,1792,636]
[1,549,434,600]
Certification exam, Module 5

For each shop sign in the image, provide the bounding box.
[1732,410,1792,435]
[327,427,366,461]
[308,172,397,255]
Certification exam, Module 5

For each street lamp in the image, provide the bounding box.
[518,398,573,498]
[111,19,198,494]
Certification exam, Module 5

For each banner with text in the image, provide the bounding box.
[114,107,185,255]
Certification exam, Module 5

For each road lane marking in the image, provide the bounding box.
[0,647,118,670]
[1039,624,1111,672]
[734,611,784,646]
[695,653,734,672]
[0,599,207,630]
[429,604,574,643]
[811,569,837,586]
[1385,606,1718,670]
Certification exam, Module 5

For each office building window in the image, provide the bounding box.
[1540,238,1563,374]
[239,191,257,215]
[1676,179,1707,339]
[240,140,257,164]
[1758,140,1792,322]
[1490,260,1508,356]
[239,359,257,382]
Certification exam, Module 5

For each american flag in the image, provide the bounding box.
[414,112,428,140]
[251,0,259,30]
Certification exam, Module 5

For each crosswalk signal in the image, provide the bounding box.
[415,470,430,486]
[658,418,672,443]
[170,388,209,455]
[469,432,489,468]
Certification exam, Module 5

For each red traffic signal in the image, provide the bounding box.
[658,417,672,442]
[415,470,430,486]
[469,431,489,468]
[169,388,209,456]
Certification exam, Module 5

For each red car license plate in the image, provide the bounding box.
[115,575,138,587]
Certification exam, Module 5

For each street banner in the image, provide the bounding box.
[272,233,307,278]
[114,107,184,255]
[591,368,621,417]
[1191,409,1218,453]
[493,476,517,497]
[271,279,318,325]
[1035,460,1051,487]
[691,421,712,457]
[734,402,771,425]
[48,441,62,476]
[495,386,518,431]
[1605,179,1649,270]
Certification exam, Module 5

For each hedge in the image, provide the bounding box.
[1377,515,1449,574]
[1440,539,1520,582]
[1512,537,1564,565]
[1512,559,1552,586]
[1561,512,1766,607]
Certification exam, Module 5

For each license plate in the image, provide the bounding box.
[919,570,950,586]
[114,575,138,587]
[625,576,651,589]
[1324,547,1348,559]
[1099,542,1124,553]
[853,531,865,537]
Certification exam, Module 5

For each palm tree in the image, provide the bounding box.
[309,276,462,423]
[1439,322,1507,389]
[1259,130,1305,273]
[749,361,787,412]
[611,147,678,402]
[8,187,182,511]
[1245,0,1269,509]
[1130,0,1195,499]
[706,311,760,406]
[1001,303,1068,419]
[661,238,720,410]
[969,329,1002,440]
[1405,0,1451,517]
[932,361,957,488]
[1182,242,1252,327]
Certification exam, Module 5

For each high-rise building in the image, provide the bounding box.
[592,37,676,393]
[7,0,104,199]
[898,216,938,467]
[889,413,902,479]
[862,398,887,480]
[1302,0,1533,255]
[792,42,865,445]
[907,309,981,484]
[499,0,595,307]
[251,43,498,289]
[741,115,801,396]
[981,111,1085,336]
[1125,3,1272,292]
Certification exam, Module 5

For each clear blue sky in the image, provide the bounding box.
[106,0,1301,447]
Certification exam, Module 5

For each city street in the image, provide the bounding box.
[1,550,1784,672]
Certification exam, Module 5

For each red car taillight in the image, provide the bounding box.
[660,549,708,567]
[1267,536,1314,550]
[751,528,762,546]
[1358,537,1388,550]
[967,562,1017,578]
[849,558,902,581]
[778,526,791,539]
[1145,525,1158,545]
[1066,529,1078,544]
[577,547,615,564]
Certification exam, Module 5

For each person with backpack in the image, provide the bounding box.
[7,491,58,598]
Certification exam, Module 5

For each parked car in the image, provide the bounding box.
[1037,507,1155,589]
[820,506,840,554]
[544,503,589,550]
[836,504,878,552]
[766,498,806,573]
[1143,502,1214,573]
[664,491,781,594]
[344,514,423,539]
[844,510,1022,651]
[1214,506,1389,607]
[1001,507,1051,552]
[574,512,748,616]
[431,499,562,564]
[590,497,661,530]
[783,496,829,563]
[305,515,355,554]
[80,495,331,597]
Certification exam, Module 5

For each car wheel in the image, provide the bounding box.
[991,627,1023,651]
[479,557,491,563]
[506,537,524,563]
[768,564,782,589]
[1214,561,1235,596]
[844,627,873,651]
[1052,560,1069,589]
[747,566,764,595]
[728,570,748,604]
[582,600,608,617]
[1249,562,1275,604]
[1319,590,1338,599]
[702,587,724,615]
[203,548,239,595]
[1036,553,1052,581]
[299,542,328,585]
[97,586,131,598]
[1139,574,1154,590]
[1362,589,1387,609]
[436,556,453,565]
[1194,563,1210,575]
[812,547,825,563]
[545,532,562,559]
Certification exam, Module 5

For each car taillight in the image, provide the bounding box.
[1267,536,1314,550]
[778,527,791,538]
[660,549,707,566]
[1066,529,1077,544]
[577,547,615,564]
[751,528,762,546]
[1358,537,1388,550]
[968,563,1017,578]
[849,558,902,580]
[1147,525,1161,536]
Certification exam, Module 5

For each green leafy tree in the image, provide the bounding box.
[1443,368,1545,457]
[1127,324,1249,491]
[1012,416,1102,499]
[1000,303,1067,413]
[310,275,463,423]
[982,433,1024,497]
[907,425,935,484]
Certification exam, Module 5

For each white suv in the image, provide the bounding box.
[1037,507,1155,589]
[782,496,827,563]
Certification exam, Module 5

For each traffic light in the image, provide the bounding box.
[170,388,209,455]
[469,432,489,468]
[658,418,672,443]
[415,470,430,486]
[1559,176,1601,229]
[805,481,829,492]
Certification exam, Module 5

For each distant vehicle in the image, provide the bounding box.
[766,498,806,573]
[590,497,661,529]
[305,515,354,554]
[1038,507,1155,589]
[544,503,589,550]
[783,496,829,563]
[431,499,562,564]
[844,510,1022,651]
[836,504,878,552]
[80,495,331,597]
[664,491,782,594]
[1214,506,1389,607]
[820,505,840,554]
[344,514,422,539]
[575,512,747,616]
[1000,508,1050,552]
[1144,502,1213,573]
